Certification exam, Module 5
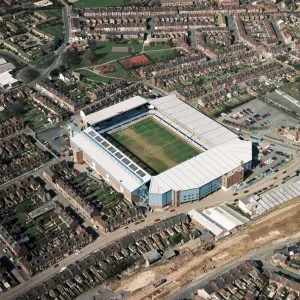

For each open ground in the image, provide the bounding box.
[109,196,300,300]
[108,118,200,174]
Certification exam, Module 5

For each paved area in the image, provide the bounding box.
[78,285,129,300]
[217,98,299,136]
[247,143,291,181]
[36,125,70,156]
[266,91,300,114]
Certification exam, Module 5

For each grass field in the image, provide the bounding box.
[43,24,64,39]
[146,49,177,63]
[80,41,143,67]
[109,118,200,174]
[73,0,124,7]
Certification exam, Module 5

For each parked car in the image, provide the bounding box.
[154,219,160,222]
[52,136,59,141]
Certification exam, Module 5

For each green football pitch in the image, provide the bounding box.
[108,118,200,174]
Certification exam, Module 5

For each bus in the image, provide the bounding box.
[250,135,263,142]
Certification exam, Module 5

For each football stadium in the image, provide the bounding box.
[71,95,253,208]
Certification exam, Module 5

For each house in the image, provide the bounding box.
[143,250,162,267]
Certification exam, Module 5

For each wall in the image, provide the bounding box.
[244,160,252,171]
[180,188,200,203]
[149,190,173,208]
[149,176,223,207]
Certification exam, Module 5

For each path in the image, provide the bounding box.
[75,47,183,82]
[123,197,300,300]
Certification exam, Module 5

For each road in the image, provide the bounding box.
[28,4,71,87]
[2,3,71,88]
[2,148,300,300]
[171,232,300,300]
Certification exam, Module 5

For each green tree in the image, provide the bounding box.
[88,40,97,64]
[50,68,60,77]
[62,49,82,69]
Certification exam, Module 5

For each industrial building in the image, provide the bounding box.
[188,205,249,239]
[71,95,253,207]
[239,180,300,217]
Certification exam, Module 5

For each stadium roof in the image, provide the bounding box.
[83,96,147,125]
[71,128,151,192]
[150,95,237,148]
[149,139,252,195]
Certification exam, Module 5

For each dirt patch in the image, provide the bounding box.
[255,230,281,243]
[120,270,156,292]
[109,197,300,300]
[112,46,129,52]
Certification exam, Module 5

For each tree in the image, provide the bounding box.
[62,49,82,69]
[50,68,60,77]
[88,40,97,64]
[59,64,67,72]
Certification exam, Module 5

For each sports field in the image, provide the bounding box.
[109,118,200,174]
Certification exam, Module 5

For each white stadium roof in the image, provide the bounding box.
[83,96,147,125]
[149,138,252,194]
[150,95,237,147]
[71,128,151,192]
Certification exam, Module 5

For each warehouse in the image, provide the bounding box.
[200,206,249,231]
[239,180,300,217]
[188,209,230,239]
[188,205,249,238]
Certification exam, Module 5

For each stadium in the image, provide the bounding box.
[71,95,252,208]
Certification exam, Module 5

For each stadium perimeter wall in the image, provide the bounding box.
[72,143,145,202]
[148,177,223,208]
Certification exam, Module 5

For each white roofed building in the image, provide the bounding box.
[189,205,249,238]
[188,209,230,239]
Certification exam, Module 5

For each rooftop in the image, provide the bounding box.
[83,96,147,125]
[71,128,151,192]
[149,138,252,194]
[150,95,237,148]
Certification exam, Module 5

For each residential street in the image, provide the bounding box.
[170,232,300,300]
[2,149,300,300]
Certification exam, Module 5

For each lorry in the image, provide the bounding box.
[153,279,167,288]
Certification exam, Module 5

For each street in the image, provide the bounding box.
[171,231,300,300]
[1,146,299,300]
